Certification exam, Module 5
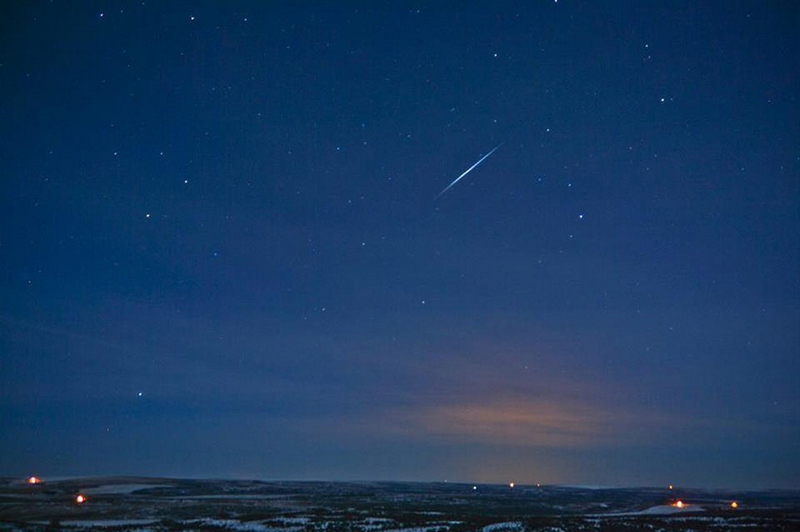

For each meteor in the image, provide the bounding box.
[435,143,503,199]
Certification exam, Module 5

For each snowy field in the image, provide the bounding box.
[1,477,798,531]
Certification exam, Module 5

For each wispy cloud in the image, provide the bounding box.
[410,400,614,446]
[369,397,655,448]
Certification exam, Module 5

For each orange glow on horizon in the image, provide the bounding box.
[731,501,739,508]
[412,399,615,447]
[673,500,685,508]
[75,494,86,504]
[28,476,41,484]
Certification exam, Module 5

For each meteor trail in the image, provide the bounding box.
[435,143,503,199]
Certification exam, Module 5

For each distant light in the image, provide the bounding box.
[509,482,515,489]
[668,484,674,490]
[472,485,477,490]
[76,494,87,504]
[28,476,40,484]
[731,501,739,509]
[673,500,684,508]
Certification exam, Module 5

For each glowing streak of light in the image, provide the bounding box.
[435,143,503,199]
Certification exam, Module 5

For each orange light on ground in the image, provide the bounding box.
[28,476,41,484]
[75,494,86,504]
[731,501,739,509]
[673,500,685,508]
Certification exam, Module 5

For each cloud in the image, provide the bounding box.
[373,397,648,448]
[412,400,611,446]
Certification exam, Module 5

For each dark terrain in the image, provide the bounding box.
[1,477,798,531]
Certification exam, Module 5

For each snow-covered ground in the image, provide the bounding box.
[601,503,706,516]
[481,522,525,532]
[82,484,173,495]
[3,478,796,532]
[51,519,158,527]
[181,519,303,532]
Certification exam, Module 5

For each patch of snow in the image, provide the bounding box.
[182,519,303,532]
[482,522,524,532]
[361,517,396,531]
[271,517,310,525]
[601,504,706,516]
[82,483,172,495]
[383,528,448,532]
[60,519,158,527]
[638,504,706,515]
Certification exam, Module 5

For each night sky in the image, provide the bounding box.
[1,1,798,490]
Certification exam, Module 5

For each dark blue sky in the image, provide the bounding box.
[1,1,798,489]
